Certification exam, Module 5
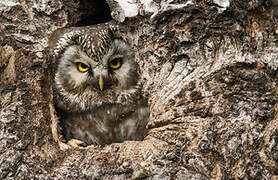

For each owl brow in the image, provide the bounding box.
[72,55,91,67]
[110,54,124,60]
[67,54,81,64]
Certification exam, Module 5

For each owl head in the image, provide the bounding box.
[49,23,142,112]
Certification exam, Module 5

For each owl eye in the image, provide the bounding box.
[109,58,122,70]
[76,62,89,72]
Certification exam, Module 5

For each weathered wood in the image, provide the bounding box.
[0,0,278,179]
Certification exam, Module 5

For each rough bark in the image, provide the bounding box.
[0,0,278,179]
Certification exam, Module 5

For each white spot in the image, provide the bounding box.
[139,0,192,20]
[213,0,230,12]
[139,0,159,14]
[0,0,19,7]
[115,0,138,17]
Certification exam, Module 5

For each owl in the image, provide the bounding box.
[48,23,149,146]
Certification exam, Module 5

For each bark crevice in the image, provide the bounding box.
[0,0,278,179]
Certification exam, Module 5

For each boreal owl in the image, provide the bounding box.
[48,23,149,146]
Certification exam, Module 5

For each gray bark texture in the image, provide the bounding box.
[1,0,278,179]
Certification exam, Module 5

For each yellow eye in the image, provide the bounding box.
[77,62,89,72]
[109,58,122,69]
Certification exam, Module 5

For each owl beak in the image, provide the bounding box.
[99,75,104,91]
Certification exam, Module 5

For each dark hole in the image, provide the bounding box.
[76,0,112,26]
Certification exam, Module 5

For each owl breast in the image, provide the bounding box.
[60,102,149,145]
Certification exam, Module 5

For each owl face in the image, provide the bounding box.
[51,25,142,112]
[57,39,137,90]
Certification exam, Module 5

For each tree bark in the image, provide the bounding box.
[0,0,278,179]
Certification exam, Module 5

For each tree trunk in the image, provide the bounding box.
[1,0,278,179]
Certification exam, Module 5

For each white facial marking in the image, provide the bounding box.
[68,69,87,86]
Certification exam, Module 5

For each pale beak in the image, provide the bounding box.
[99,75,104,91]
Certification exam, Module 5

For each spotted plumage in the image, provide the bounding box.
[49,23,149,146]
